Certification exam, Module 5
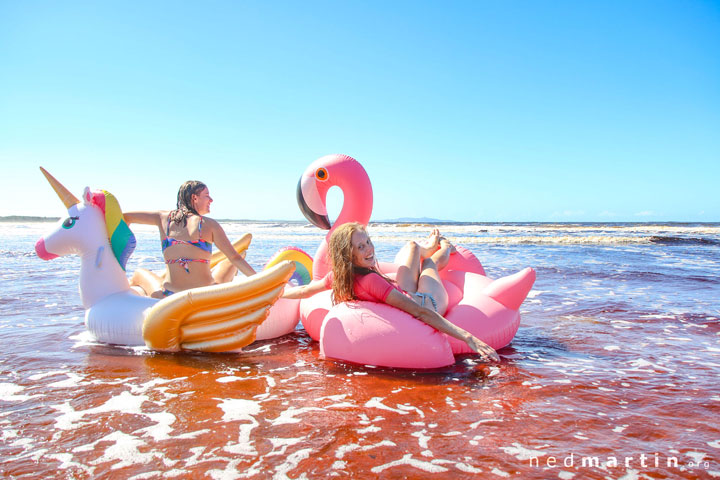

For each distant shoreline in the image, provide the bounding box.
[2,216,718,226]
[0,216,61,222]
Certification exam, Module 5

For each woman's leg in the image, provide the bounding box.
[212,259,238,284]
[130,268,165,297]
[393,241,422,294]
[392,229,442,294]
[416,240,453,314]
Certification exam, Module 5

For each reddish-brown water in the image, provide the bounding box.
[2,222,719,478]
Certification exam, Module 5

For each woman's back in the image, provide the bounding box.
[162,213,215,291]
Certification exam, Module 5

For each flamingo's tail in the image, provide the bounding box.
[482,267,536,310]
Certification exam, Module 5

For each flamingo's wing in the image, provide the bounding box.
[142,261,295,352]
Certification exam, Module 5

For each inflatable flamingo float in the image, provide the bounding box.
[297,154,536,368]
[34,168,298,352]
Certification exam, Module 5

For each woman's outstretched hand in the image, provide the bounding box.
[465,335,500,362]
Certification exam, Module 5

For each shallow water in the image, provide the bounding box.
[1,221,719,479]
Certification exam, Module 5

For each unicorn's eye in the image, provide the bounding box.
[315,168,328,181]
[62,216,79,229]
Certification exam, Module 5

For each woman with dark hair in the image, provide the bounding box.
[282,222,499,362]
[125,181,256,298]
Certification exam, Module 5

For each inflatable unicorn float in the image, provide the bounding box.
[34,167,305,352]
[296,154,536,368]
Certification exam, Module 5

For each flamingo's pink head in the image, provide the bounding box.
[296,154,373,231]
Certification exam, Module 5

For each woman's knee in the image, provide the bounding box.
[421,257,438,272]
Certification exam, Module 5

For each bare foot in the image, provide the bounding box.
[431,238,457,270]
[418,228,441,257]
[440,237,456,254]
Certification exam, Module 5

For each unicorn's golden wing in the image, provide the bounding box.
[209,233,252,268]
[142,261,295,352]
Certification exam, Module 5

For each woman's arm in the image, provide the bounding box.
[206,219,256,276]
[384,290,500,362]
[124,211,164,227]
[281,278,329,299]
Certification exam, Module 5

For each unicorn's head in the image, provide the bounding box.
[35,168,136,271]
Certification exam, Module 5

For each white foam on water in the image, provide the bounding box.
[397,404,425,417]
[604,346,621,351]
[265,437,303,457]
[708,440,720,449]
[135,411,176,441]
[490,467,511,477]
[280,370,322,384]
[0,429,18,441]
[357,425,381,434]
[558,471,576,479]
[335,440,396,459]
[626,358,674,373]
[48,372,86,388]
[470,418,504,428]
[215,398,262,457]
[371,453,449,474]
[456,462,483,473]
[217,376,245,383]
[88,431,168,470]
[217,398,261,422]
[46,453,94,475]
[412,430,432,449]
[70,330,102,348]
[52,390,148,430]
[0,382,38,401]
[224,424,260,457]
[365,397,411,415]
[173,429,211,440]
[205,458,245,480]
[500,442,546,461]
[686,451,707,463]
[28,370,70,381]
[318,394,347,402]
[268,406,326,426]
[273,447,313,478]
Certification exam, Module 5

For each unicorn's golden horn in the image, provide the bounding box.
[40,167,80,209]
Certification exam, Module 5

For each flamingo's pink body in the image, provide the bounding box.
[297,154,535,368]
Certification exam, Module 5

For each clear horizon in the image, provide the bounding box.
[2,1,719,222]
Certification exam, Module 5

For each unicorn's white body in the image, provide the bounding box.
[35,168,297,351]
[37,194,157,345]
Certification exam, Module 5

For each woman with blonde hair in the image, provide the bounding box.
[283,222,499,362]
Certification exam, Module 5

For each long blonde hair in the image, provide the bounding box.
[328,222,369,304]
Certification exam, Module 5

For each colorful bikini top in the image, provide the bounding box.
[162,215,212,273]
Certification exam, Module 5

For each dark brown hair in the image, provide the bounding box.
[169,180,207,226]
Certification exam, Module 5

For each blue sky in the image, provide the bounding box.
[2,1,718,222]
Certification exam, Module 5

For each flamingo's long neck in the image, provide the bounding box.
[79,241,131,308]
[313,168,374,279]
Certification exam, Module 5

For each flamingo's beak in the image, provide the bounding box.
[296,177,331,230]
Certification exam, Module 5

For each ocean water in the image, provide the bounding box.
[1,221,719,479]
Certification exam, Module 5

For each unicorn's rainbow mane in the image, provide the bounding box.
[89,190,136,271]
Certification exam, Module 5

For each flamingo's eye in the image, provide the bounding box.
[315,168,328,181]
[62,216,79,229]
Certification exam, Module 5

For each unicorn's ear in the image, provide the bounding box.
[83,187,93,205]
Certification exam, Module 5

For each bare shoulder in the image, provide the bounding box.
[201,216,223,232]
